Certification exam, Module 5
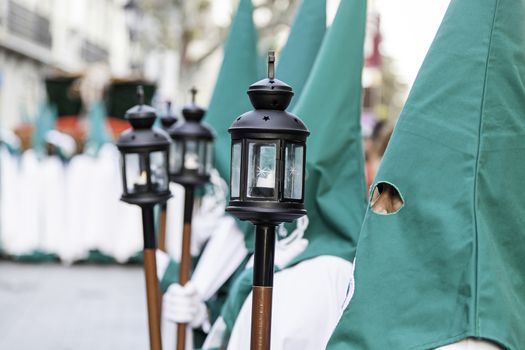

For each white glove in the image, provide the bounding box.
[163,282,210,331]
[247,216,309,269]
[274,237,309,269]
[275,216,309,268]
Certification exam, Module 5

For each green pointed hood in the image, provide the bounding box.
[328,0,525,349]
[85,100,111,155]
[288,0,367,265]
[31,103,57,156]
[204,0,259,245]
[277,0,326,110]
[206,0,258,180]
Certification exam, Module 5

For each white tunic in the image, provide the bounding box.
[436,339,503,350]
[227,255,353,350]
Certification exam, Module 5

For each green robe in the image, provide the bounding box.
[328,0,525,349]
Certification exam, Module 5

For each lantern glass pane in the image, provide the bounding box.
[169,140,183,175]
[184,140,200,172]
[284,143,304,200]
[150,151,169,191]
[247,142,277,199]
[230,142,241,198]
[125,153,148,194]
[198,140,207,175]
[205,141,213,175]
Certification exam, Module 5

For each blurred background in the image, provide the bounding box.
[0,0,449,348]
[0,0,449,133]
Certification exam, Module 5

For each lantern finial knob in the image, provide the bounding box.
[137,85,145,105]
[268,51,275,81]
[190,87,198,104]
[182,86,206,122]
[246,51,293,110]
[161,100,177,129]
[125,85,156,129]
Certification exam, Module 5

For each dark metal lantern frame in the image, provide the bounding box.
[160,101,178,130]
[117,87,172,207]
[227,53,310,226]
[166,88,215,187]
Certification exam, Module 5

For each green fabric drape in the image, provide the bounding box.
[85,101,111,155]
[276,0,326,111]
[31,103,57,157]
[328,0,525,349]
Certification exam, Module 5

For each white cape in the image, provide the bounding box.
[0,147,21,253]
[39,155,67,255]
[105,144,144,263]
[15,150,41,254]
[84,145,125,260]
[63,153,94,262]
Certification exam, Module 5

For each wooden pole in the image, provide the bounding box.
[159,204,168,252]
[141,206,163,350]
[176,186,194,350]
[250,224,276,350]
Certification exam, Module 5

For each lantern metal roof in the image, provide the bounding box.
[166,88,214,140]
[229,53,309,139]
[117,88,171,152]
[160,101,178,130]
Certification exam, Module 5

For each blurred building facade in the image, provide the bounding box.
[0,0,133,130]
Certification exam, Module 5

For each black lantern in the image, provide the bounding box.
[166,88,215,186]
[157,101,178,253]
[160,101,178,131]
[226,51,310,350]
[164,88,215,350]
[116,86,170,350]
[227,51,310,225]
[118,88,172,206]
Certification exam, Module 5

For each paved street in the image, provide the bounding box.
[0,261,150,350]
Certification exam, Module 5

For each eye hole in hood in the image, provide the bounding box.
[371,182,404,215]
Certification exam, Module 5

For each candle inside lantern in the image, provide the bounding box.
[134,170,149,192]
[248,144,276,198]
[184,140,200,171]
[184,152,200,170]
[256,169,275,188]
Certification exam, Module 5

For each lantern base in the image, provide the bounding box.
[226,204,305,225]
[121,191,172,207]
[170,174,210,187]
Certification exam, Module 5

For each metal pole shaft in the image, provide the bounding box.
[250,224,276,350]
[141,206,163,350]
[176,186,194,350]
